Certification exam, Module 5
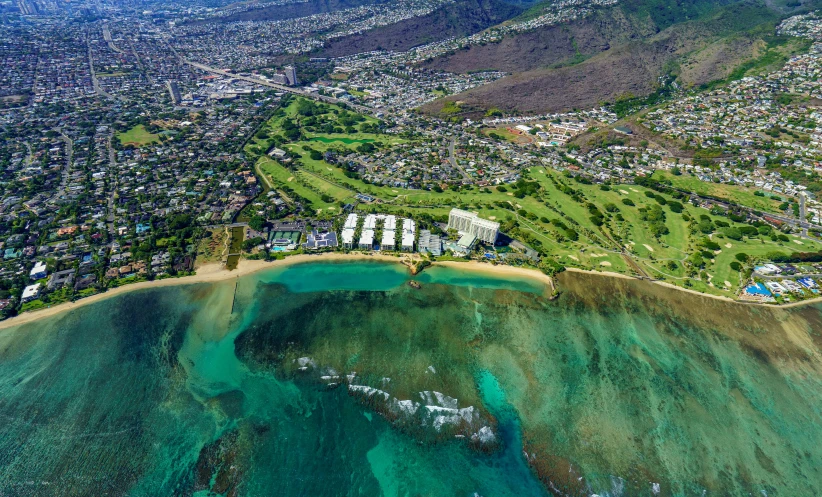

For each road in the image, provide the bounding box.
[129,38,155,86]
[665,185,815,238]
[87,32,116,101]
[799,193,809,236]
[448,137,470,181]
[183,60,375,115]
[102,25,123,53]
[56,129,73,198]
[23,142,32,166]
[106,136,118,235]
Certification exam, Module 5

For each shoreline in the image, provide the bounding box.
[0,253,403,330]
[565,267,822,308]
[431,260,557,295]
[2,254,821,330]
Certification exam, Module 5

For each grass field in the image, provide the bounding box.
[483,127,528,144]
[257,157,351,213]
[651,170,785,214]
[248,96,405,213]
[117,124,159,146]
[320,163,822,296]
[246,99,822,298]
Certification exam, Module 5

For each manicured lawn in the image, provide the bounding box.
[117,124,159,146]
[257,157,345,213]
[247,100,822,297]
[483,127,527,143]
[652,170,784,214]
[308,136,374,145]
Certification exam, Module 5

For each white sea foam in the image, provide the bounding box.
[297,357,315,368]
[348,385,390,401]
[471,426,496,443]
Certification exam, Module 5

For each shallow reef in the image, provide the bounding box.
[1,261,820,496]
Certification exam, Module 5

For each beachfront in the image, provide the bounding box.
[4,252,822,330]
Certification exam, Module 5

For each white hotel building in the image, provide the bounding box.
[447,208,499,244]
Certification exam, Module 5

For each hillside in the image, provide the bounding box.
[190,0,389,24]
[420,7,656,74]
[318,0,525,57]
[420,0,811,115]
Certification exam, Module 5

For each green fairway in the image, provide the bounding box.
[309,136,375,145]
[244,99,822,299]
[651,170,785,214]
[117,124,159,146]
[257,157,349,214]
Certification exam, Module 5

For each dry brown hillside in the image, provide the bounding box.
[318,0,524,57]
[420,0,789,115]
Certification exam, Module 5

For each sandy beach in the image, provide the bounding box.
[431,260,556,294]
[0,252,406,330]
[3,253,821,330]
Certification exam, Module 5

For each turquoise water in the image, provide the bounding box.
[1,261,822,496]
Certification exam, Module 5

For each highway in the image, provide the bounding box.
[102,25,123,53]
[183,60,375,115]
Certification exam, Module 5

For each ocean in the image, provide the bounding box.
[1,261,821,497]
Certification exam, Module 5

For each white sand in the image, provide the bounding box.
[0,253,407,330]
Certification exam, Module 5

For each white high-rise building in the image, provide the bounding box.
[401,218,415,252]
[447,208,499,244]
[284,66,298,86]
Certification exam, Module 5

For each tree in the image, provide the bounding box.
[698,219,714,234]
[249,215,265,231]
[722,227,743,240]
[357,142,376,154]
